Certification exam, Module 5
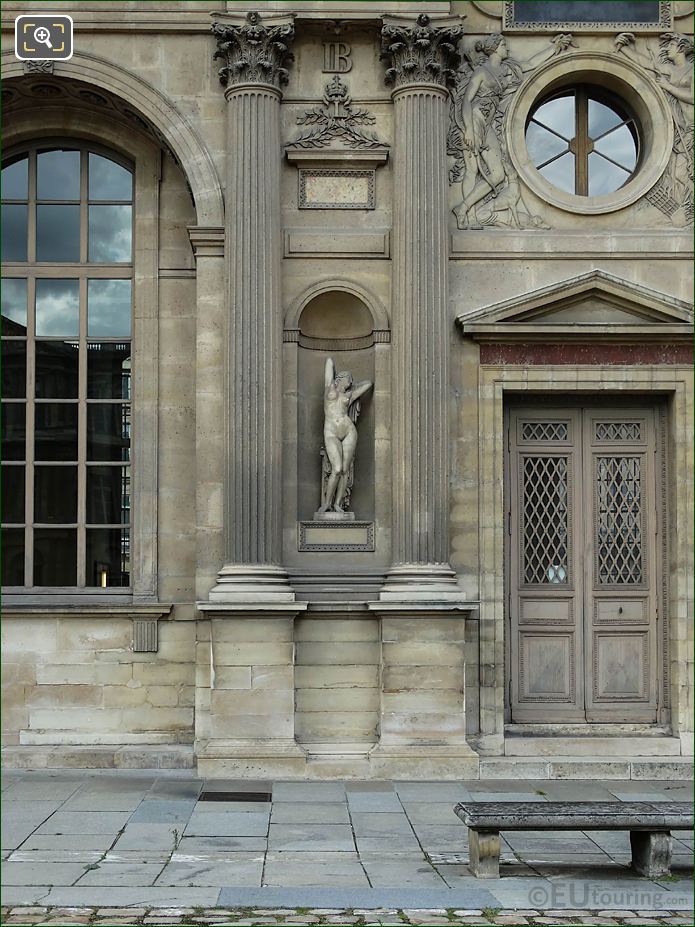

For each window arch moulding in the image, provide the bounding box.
[1,51,223,227]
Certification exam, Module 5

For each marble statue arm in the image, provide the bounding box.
[324,356,336,389]
[350,379,373,402]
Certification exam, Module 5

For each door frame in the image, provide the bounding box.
[502,393,671,728]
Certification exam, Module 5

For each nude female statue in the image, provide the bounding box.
[318,357,373,515]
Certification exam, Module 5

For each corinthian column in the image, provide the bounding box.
[380,13,465,601]
[209,11,296,603]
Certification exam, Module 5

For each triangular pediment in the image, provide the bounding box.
[456,271,693,342]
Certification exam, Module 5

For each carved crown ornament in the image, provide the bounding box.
[380,13,464,89]
[212,11,295,90]
[287,76,388,151]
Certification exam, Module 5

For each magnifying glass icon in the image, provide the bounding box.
[33,26,53,49]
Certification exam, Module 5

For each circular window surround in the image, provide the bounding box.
[506,52,674,215]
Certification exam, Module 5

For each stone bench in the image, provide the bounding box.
[453,800,693,879]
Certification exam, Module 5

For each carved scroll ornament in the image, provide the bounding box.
[212,11,294,89]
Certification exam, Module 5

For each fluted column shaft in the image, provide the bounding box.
[391,83,451,568]
[225,83,283,566]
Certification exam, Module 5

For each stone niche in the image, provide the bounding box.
[296,290,376,524]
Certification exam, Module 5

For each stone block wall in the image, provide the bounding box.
[1,618,195,746]
[294,617,380,746]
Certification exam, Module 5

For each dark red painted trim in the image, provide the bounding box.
[479,343,693,366]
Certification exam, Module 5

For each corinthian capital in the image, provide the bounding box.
[212,11,295,89]
[381,13,463,89]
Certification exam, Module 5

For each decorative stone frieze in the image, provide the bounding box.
[380,13,463,89]
[212,11,294,89]
[23,59,54,74]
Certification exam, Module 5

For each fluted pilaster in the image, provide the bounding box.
[208,13,296,603]
[380,14,464,600]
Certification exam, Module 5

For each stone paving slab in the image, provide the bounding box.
[1,771,692,916]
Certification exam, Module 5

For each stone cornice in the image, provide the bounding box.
[380,12,464,89]
[212,10,295,90]
[188,225,225,258]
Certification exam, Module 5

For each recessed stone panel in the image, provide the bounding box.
[298,520,374,551]
[298,169,374,209]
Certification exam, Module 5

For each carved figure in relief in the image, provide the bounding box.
[615,31,693,222]
[318,357,372,515]
[448,32,574,229]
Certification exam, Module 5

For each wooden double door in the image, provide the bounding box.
[507,405,664,723]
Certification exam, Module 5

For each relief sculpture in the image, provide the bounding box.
[614,31,694,223]
[448,32,575,229]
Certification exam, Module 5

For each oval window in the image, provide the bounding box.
[525,87,640,197]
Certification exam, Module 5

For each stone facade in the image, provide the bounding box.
[1,1,693,778]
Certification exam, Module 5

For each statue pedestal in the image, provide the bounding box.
[313,510,355,521]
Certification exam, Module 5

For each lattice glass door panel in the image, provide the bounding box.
[585,410,657,722]
[522,455,571,586]
[508,405,660,724]
[509,409,585,722]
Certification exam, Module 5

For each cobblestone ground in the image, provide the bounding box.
[1,907,694,926]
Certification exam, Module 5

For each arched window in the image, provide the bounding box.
[1,142,133,589]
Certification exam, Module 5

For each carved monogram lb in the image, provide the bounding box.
[447,32,575,230]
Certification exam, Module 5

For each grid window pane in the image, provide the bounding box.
[86,527,130,587]
[1,279,28,334]
[87,343,131,399]
[88,205,132,262]
[35,340,79,399]
[1,157,29,199]
[34,465,78,523]
[87,466,130,524]
[2,467,25,523]
[36,205,80,262]
[89,154,133,201]
[87,404,130,461]
[2,143,133,588]
[34,527,77,585]
[1,528,25,585]
[2,341,26,398]
[37,149,80,200]
[88,279,132,337]
[1,204,28,261]
[2,403,26,461]
[34,403,78,461]
[35,279,79,337]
